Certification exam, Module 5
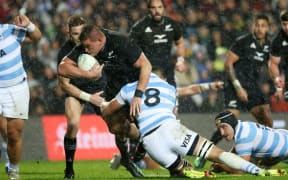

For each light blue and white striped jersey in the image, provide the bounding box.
[116,73,177,137]
[235,120,288,158]
[0,24,27,87]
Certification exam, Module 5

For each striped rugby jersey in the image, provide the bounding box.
[0,24,27,87]
[115,73,177,137]
[235,120,288,158]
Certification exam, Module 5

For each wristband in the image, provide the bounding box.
[199,83,210,92]
[27,22,36,32]
[134,89,144,98]
[232,79,242,89]
[79,91,91,102]
[177,56,185,63]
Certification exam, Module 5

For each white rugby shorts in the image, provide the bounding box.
[0,81,29,119]
[142,120,198,168]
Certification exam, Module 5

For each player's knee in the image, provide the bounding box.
[7,129,22,142]
[196,138,214,160]
[168,156,192,177]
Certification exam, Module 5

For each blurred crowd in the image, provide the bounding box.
[1,0,288,116]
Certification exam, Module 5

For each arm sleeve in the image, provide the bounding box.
[229,38,242,56]
[11,25,26,43]
[128,23,142,45]
[117,36,143,65]
[115,86,128,105]
[66,46,82,63]
[270,37,282,57]
[173,21,183,41]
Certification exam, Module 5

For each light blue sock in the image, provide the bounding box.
[2,141,10,167]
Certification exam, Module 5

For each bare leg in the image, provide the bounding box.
[250,104,273,127]
[6,118,24,166]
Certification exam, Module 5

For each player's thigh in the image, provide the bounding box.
[143,129,178,168]
[143,121,199,167]
[65,96,84,124]
[0,82,29,120]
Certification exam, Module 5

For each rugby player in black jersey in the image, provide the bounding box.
[127,0,186,169]
[269,10,288,101]
[196,14,274,169]
[129,0,185,87]
[58,24,152,177]
[57,16,105,179]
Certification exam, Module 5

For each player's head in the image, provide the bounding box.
[253,14,269,40]
[67,15,86,45]
[280,10,288,34]
[104,105,133,136]
[147,0,166,23]
[214,110,238,141]
[79,24,104,56]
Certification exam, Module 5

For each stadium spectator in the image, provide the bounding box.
[211,110,288,175]
[0,14,42,180]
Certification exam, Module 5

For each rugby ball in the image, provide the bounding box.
[77,54,99,71]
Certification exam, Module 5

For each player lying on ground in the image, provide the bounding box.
[210,110,288,175]
[99,73,276,178]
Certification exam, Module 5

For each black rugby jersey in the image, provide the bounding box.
[58,40,106,93]
[95,29,142,98]
[270,30,288,83]
[67,29,142,99]
[57,40,75,65]
[229,33,270,84]
[129,16,183,68]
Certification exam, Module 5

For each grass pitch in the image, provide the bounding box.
[0,159,287,179]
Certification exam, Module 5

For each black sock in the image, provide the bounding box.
[210,129,222,145]
[133,141,146,162]
[64,136,77,171]
[115,135,130,160]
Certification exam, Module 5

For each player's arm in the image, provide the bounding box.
[225,50,248,102]
[225,50,240,86]
[58,75,103,106]
[133,52,152,91]
[130,52,152,116]
[269,55,284,89]
[58,56,103,79]
[101,99,122,118]
[177,81,224,97]
[14,15,42,43]
[174,37,186,72]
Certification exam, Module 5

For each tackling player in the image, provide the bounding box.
[100,73,275,178]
